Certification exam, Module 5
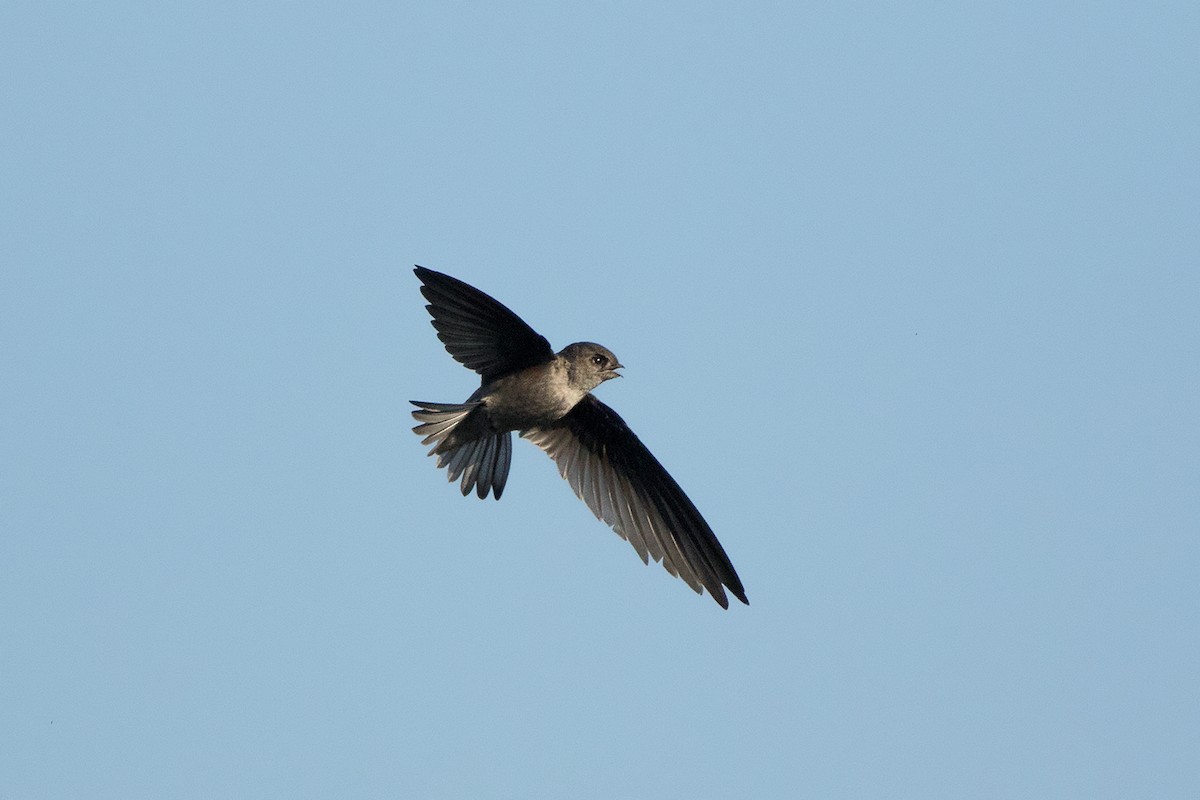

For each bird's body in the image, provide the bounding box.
[410,266,747,608]
[472,355,589,430]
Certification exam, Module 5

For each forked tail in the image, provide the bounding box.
[410,401,512,499]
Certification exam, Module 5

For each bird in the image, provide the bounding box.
[410,265,748,608]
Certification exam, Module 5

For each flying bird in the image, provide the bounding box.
[410,266,748,608]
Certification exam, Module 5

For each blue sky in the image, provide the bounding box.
[3,2,1198,797]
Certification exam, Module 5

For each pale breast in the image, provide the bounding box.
[479,360,587,431]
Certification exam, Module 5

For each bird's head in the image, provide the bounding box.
[559,342,623,392]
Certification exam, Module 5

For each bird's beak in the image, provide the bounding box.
[605,363,624,379]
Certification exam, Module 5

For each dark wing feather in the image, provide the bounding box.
[414,266,554,382]
[522,394,748,608]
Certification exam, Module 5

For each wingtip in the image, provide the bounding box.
[415,265,443,283]
[711,584,749,609]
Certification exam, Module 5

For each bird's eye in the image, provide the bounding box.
[591,354,607,367]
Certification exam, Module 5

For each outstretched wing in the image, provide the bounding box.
[414,266,554,383]
[522,394,748,608]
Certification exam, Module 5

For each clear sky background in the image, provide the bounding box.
[3,2,1198,798]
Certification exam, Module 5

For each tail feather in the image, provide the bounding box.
[410,401,512,499]
[476,432,512,499]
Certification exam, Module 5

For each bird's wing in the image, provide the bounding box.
[522,394,747,608]
[414,266,554,382]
